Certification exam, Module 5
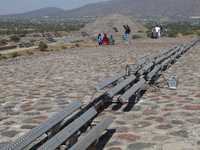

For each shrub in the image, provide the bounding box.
[167,32,178,38]
[138,30,144,33]
[61,45,67,49]
[75,43,80,47]
[10,35,20,42]
[26,51,34,55]
[132,34,144,39]
[38,41,48,51]
[10,52,20,58]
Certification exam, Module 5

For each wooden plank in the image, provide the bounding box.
[146,65,161,81]
[161,58,172,69]
[106,75,136,98]
[37,107,97,150]
[96,72,125,91]
[69,117,113,150]
[2,101,82,150]
[155,47,179,64]
[120,78,146,102]
[138,62,154,75]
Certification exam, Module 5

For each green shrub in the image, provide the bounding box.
[61,45,66,49]
[26,51,34,55]
[38,41,48,51]
[196,31,200,36]
[10,52,20,58]
[10,35,20,42]
[132,34,144,39]
[167,32,178,38]
[138,30,144,33]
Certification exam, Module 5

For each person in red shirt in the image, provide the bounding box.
[102,33,109,45]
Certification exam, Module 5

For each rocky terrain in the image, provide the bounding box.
[0,37,200,150]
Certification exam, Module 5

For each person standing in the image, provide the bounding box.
[155,25,161,38]
[102,33,109,45]
[97,33,102,45]
[123,25,131,44]
[109,34,115,45]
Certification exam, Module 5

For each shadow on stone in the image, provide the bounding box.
[123,89,146,112]
[96,129,116,150]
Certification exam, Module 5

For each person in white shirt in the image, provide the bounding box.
[155,26,161,38]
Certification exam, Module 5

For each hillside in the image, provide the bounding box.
[1,0,200,20]
[66,0,200,19]
[2,7,66,18]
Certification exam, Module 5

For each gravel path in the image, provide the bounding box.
[0,37,199,150]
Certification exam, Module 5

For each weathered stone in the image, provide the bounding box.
[133,121,152,128]
[152,136,169,141]
[156,124,173,130]
[127,142,155,150]
[191,99,200,104]
[132,105,142,111]
[35,105,52,111]
[1,130,19,138]
[23,115,48,124]
[145,116,157,120]
[116,133,140,142]
[107,147,122,150]
[116,126,130,133]
[21,125,36,129]
[3,121,16,126]
[107,141,122,147]
[183,105,200,110]
[155,117,165,123]
[115,120,127,125]
[163,113,172,117]
[169,130,189,138]
[187,118,200,124]
[171,120,184,125]
[162,108,174,112]
[0,116,8,122]
[143,108,157,115]
[165,103,175,107]
[162,142,193,150]
[26,111,41,116]
[194,94,200,98]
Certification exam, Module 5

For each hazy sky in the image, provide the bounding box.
[0,0,109,15]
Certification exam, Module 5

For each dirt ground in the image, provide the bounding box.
[0,37,199,150]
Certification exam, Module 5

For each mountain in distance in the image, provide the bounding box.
[65,0,200,19]
[2,0,200,19]
[2,7,66,18]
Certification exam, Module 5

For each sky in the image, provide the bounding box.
[0,0,109,15]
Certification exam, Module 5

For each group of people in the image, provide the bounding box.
[151,25,163,39]
[97,24,131,46]
[97,33,115,46]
